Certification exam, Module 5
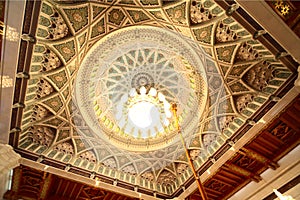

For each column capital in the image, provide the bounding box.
[0,144,21,176]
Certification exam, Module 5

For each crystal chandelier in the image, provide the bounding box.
[116,86,172,138]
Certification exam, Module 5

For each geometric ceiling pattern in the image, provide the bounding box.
[10,0,297,198]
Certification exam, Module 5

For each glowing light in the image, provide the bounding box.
[116,87,173,138]
[128,101,159,128]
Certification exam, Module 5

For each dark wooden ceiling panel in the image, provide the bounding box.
[188,95,300,200]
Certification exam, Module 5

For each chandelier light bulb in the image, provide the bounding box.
[158,92,165,101]
[129,88,137,97]
[140,86,147,95]
[128,101,156,128]
[149,88,157,96]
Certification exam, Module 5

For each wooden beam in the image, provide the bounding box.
[224,164,262,183]
[239,148,279,170]
[38,173,52,200]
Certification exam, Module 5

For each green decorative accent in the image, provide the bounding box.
[229,82,249,93]
[91,18,105,38]
[216,45,236,63]
[212,141,220,150]
[98,165,104,173]
[57,130,70,142]
[216,136,225,145]
[165,2,186,24]
[219,64,230,76]
[127,10,150,23]
[254,96,266,104]
[43,95,63,113]
[81,160,88,168]
[212,6,223,15]
[54,40,75,62]
[203,119,217,132]
[269,80,284,86]
[75,139,87,152]
[62,87,70,99]
[275,71,291,79]
[237,30,250,37]
[48,150,57,158]
[64,6,88,32]
[33,55,44,63]
[218,98,234,114]
[34,45,46,53]
[25,94,36,101]
[248,103,259,110]
[41,2,53,15]
[39,16,51,27]
[262,87,276,94]
[74,158,81,166]
[108,8,125,25]
[241,109,252,116]
[63,155,72,162]
[36,146,47,154]
[228,124,238,131]
[28,143,39,151]
[92,5,105,19]
[253,46,265,50]
[193,25,213,44]
[223,17,235,24]
[223,129,232,137]
[78,32,87,48]
[119,0,135,5]
[229,65,251,77]
[56,152,64,160]
[260,51,272,55]
[88,163,94,170]
[27,86,37,93]
[44,118,63,127]
[30,65,42,72]
[230,24,242,30]
[233,118,244,126]
[203,0,214,8]
[207,145,215,154]
[48,70,68,89]
[247,40,259,45]
[141,0,159,5]
[23,112,31,119]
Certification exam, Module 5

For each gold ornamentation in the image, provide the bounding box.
[73,12,83,22]
[281,5,290,15]
[274,1,290,16]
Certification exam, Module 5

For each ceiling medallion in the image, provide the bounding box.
[131,72,154,88]
[75,26,208,151]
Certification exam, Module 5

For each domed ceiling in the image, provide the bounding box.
[13,0,297,198]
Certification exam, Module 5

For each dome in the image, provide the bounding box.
[75,26,208,151]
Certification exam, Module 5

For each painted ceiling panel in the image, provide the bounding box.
[10,0,298,198]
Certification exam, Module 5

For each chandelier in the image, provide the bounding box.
[116,86,173,138]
